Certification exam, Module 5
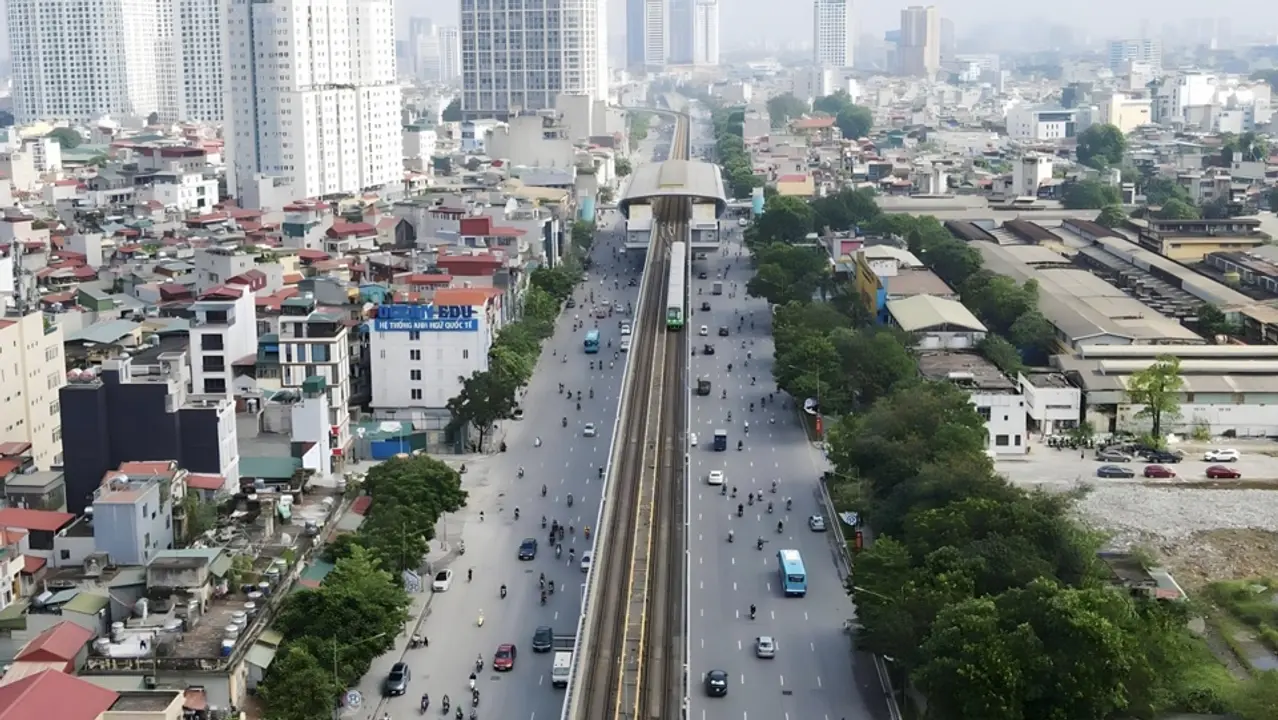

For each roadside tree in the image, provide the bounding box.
[1124,355,1184,441]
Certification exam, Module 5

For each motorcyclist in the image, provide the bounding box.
[777,520,784,533]
[541,590,547,605]
[518,466,525,478]
[589,388,594,398]
[727,411,732,422]
[749,603,757,619]
[514,507,520,520]
[737,440,743,450]
[757,537,764,550]
[722,389,727,399]
[767,501,773,513]
[422,693,430,710]
[567,493,573,507]
[542,514,547,528]
[727,363,733,372]
[563,416,568,427]
[786,498,793,510]
[541,484,548,496]
[500,583,507,598]
[576,402,580,411]
[748,493,754,506]
[737,503,744,516]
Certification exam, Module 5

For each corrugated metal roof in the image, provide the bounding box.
[60,593,108,616]
[15,622,92,663]
[886,295,987,333]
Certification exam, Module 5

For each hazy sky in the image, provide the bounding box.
[397,0,1268,46]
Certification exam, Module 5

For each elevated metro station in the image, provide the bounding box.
[617,159,728,253]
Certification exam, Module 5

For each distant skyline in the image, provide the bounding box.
[396,0,1274,50]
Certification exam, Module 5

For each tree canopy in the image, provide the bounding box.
[442,98,462,122]
[614,156,632,177]
[766,93,809,127]
[1062,180,1122,210]
[1154,198,1201,220]
[712,105,763,198]
[1095,205,1127,228]
[47,127,83,149]
[1076,123,1127,168]
[812,91,874,139]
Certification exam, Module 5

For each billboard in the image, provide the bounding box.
[373,304,480,332]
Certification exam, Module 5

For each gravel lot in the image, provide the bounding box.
[996,440,1278,588]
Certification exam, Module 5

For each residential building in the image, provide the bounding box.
[1135,218,1267,263]
[1150,72,1216,126]
[1017,371,1081,437]
[0,670,120,720]
[1005,105,1077,142]
[1098,92,1152,133]
[886,295,987,350]
[439,26,462,85]
[225,0,402,207]
[1108,38,1162,73]
[160,0,225,121]
[92,461,182,566]
[408,17,442,83]
[461,0,607,119]
[189,284,258,397]
[813,0,854,69]
[898,5,940,78]
[666,0,692,65]
[370,288,504,418]
[626,0,666,71]
[58,353,238,514]
[276,295,352,460]
[1011,153,1053,198]
[692,0,719,66]
[918,351,1027,455]
[0,310,65,470]
[854,246,957,324]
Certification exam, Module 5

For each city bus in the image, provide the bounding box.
[666,241,686,330]
[584,330,600,354]
[777,549,807,597]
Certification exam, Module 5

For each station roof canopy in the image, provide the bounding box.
[618,159,728,219]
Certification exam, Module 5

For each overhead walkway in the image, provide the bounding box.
[618,159,728,252]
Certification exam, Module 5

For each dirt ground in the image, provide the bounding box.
[1152,528,1278,593]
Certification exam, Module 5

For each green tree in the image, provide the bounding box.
[1201,197,1233,219]
[745,243,827,305]
[442,98,462,122]
[977,334,1023,376]
[180,492,219,544]
[1095,204,1127,228]
[811,187,881,232]
[1008,310,1057,356]
[1062,180,1121,209]
[47,127,83,149]
[257,644,342,720]
[447,368,520,449]
[571,219,595,251]
[835,105,873,140]
[629,112,652,143]
[598,187,615,205]
[833,327,918,410]
[1075,123,1127,168]
[1195,303,1235,339]
[522,286,561,324]
[348,455,468,572]
[812,91,854,116]
[1154,198,1200,220]
[1142,176,1191,206]
[962,274,1038,335]
[530,265,580,302]
[1124,355,1183,441]
[614,157,632,177]
[752,195,814,245]
[275,545,409,649]
[765,93,809,127]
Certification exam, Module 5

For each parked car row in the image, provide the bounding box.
[1095,446,1241,464]
[1096,464,1242,479]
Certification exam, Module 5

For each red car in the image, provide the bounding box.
[1143,464,1176,478]
[493,643,517,671]
[1206,465,1242,479]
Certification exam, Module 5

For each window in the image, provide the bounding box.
[410,349,422,361]
[49,400,59,416]
[60,549,71,560]
[200,334,224,351]
[995,434,1009,446]
[462,349,469,359]
[409,331,421,341]
[977,407,991,421]
[411,388,423,400]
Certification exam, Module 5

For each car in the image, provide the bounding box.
[614,302,625,313]
[431,568,453,592]
[383,662,411,696]
[518,538,538,560]
[1207,465,1242,479]
[698,271,708,279]
[566,298,576,308]
[1204,448,1240,462]
[620,338,632,352]
[1143,449,1183,464]
[808,515,827,532]
[690,433,698,447]
[1144,464,1176,478]
[699,325,709,336]
[595,306,608,319]
[700,301,711,311]
[1095,448,1133,462]
[493,643,517,671]
[512,407,524,421]
[583,423,597,437]
[1097,464,1136,478]
[580,550,593,573]
[621,323,632,336]
[718,326,729,337]
[707,470,724,485]
[628,278,638,287]
[704,669,729,697]
[532,626,554,653]
[755,636,776,658]
[703,344,715,355]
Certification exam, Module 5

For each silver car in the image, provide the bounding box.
[808,515,827,532]
[754,636,776,658]
[1095,448,1133,462]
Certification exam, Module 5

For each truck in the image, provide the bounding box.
[696,378,712,396]
[551,634,576,688]
[713,429,728,452]
[712,281,724,295]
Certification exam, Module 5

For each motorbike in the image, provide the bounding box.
[756,538,764,550]
[727,530,734,543]
[777,522,784,533]
[567,494,574,508]
[767,502,773,514]
[442,697,451,714]
[500,585,507,599]
[542,516,547,529]
[556,544,562,558]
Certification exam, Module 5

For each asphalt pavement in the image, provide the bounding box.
[347,200,652,720]
[685,232,891,720]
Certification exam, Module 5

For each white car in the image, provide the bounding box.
[699,325,709,336]
[707,470,724,486]
[431,568,453,592]
[583,423,597,437]
[620,337,632,352]
[621,324,632,336]
[808,515,827,532]
[1204,448,1240,462]
[690,433,698,447]
[580,550,593,573]
[754,636,776,658]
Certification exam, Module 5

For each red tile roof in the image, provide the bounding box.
[326,222,376,238]
[15,623,93,664]
[793,116,836,130]
[0,508,75,533]
[186,474,226,491]
[22,556,46,574]
[297,249,330,261]
[0,669,118,720]
[777,174,809,183]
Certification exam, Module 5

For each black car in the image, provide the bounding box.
[718,326,729,337]
[1097,465,1136,479]
[700,301,711,311]
[698,271,708,279]
[518,538,538,560]
[1144,450,1183,464]
[628,278,637,287]
[703,344,715,355]
[704,669,729,697]
[532,625,554,652]
[565,298,576,308]
[383,662,411,696]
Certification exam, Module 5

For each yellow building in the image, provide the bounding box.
[1136,218,1268,262]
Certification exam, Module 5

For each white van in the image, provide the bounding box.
[552,651,573,687]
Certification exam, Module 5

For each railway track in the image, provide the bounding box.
[577,113,689,720]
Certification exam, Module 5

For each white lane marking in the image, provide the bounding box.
[810,641,816,652]
[770,610,776,620]
[700,607,705,617]
[779,674,785,686]
[737,639,742,650]
[539,675,544,686]
[732,582,737,592]
[816,676,823,688]
[804,611,809,621]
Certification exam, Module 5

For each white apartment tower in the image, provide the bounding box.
[409,17,442,82]
[162,0,226,121]
[1108,39,1162,73]
[0,311,65,470]
[461,0,607,119]
[226,0,402,207]
[693,0,719,67]
[439,26,462,85]
[813,0,854,69]
[898,5,940,78]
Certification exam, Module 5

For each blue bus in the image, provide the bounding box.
[584,330,600,354]
[777,549,807,596]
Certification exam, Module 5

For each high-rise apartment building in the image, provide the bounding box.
[409,17,442,83]
[162,0,225,121]
[439,26,462,85]
[0,310,65,470]
[667,0,693,65]
[1108,39,1162,73]
[226,0,402,206]
[626,0,666,71]
[898,5,940,77]
[693,0,720,66]
[813,0,854,69]
[461,0,607,119]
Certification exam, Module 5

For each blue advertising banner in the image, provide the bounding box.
[373,304,480,332]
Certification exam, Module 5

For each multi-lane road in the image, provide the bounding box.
[685,232,891,720]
